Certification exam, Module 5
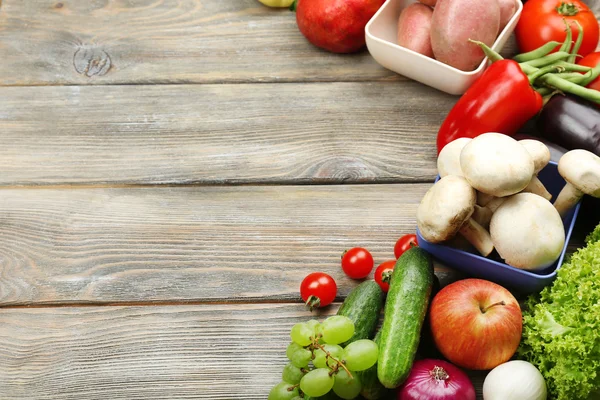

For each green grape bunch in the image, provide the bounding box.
[268,316,379,400]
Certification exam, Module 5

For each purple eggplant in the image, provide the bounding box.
[537,94,600,157]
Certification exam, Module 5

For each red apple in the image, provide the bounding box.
[429,278,522,370]
[294,0,386,53]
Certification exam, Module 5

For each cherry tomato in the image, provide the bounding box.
[341,247,374,279]
[300,272,337,311]
[578,52,600,92]
[515,0,599,58]
[374,260,396,292]
[394,234,418,259]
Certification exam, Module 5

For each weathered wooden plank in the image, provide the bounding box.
[0,303,486,399]
[0,82,451,186]
[0,184,441,306]
[0,0,399,85]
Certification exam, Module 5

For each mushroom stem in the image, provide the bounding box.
[553,182,583,217]
[459,218,494,257]
[486,197,506,213]
[522,176,553,201]
[477,192,495,207]
[472,205,493,229]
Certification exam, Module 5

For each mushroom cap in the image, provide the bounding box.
[519,139,550,173]
[490,193,565,270]
[417,175,476,243]
[558,149,600,197]
[437,138,471,177]
[460,133,535,197]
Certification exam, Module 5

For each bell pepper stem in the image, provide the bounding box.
[568,20,584,63]
[469,40,504,62]
[520,51,572,68]
[513,41,562,63]
[559,19,573,53]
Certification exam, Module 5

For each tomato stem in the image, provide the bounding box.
[305,295,321,312]
[289,0,298,11]
[480,301,506,314]
[381,270,393,284]
[556,2,580,16]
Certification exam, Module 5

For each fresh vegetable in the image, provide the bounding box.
[552,149,600,217]
[437,137,470,178]
[397,3,434,58]
[515,0,599,58]
[336,280,385,346]
[341,247,374,279]
[417,175,494,256]
[518,223,600,400]
[429,279,522,370]
[393,234,418,259]
[397,359,476,400]
[430,0,500,71]
[491,193,565,270]
[355,331,388,400]
[578,51,600,91]
[537,94,600,156]
[300,272,337,311]
[483,360,547,400]
[436,59,543,152]
[377,247,434,389]
[293,0,385,53]
[374,260,395,292]
[418,0,436,6]
[497,0,517,31]
[257,0,295,7]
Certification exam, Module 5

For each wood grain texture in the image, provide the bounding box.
[0,82,451,186]
[0,184,461,306]
[0,303,487,399]
[0,0,399,85]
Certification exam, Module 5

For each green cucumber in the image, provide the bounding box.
[355,330,389,400]
[377,247,434,389]
[336,280,385,347]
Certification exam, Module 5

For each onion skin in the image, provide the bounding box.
[483,360,547,400]
[397,359,476,400]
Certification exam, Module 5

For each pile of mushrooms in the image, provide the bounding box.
[418,132,600,271]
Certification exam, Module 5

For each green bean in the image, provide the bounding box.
[527,65,565,85]
[554,61,592,72]
[559,19,573,53]
[521,51,571,68]
[538,74,600,104]
[513,41,562,63]
[579,66,600,87]
[568,21,584,63]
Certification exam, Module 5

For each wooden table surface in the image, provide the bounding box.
[1,1,599,399]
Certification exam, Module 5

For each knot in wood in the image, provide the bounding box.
[73,47,112,77]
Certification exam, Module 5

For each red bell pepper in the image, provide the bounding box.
[436,59,543,153]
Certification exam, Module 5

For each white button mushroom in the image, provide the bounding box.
[417,175,494,256]
[519,139,552,201]
[553,149,600,217]
[437,138,471,177]
[460,133,535,197]
[490,193,565,270]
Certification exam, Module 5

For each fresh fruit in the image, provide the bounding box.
[282,363,305,385]
[429,278,522,370]
[268,381,300,400]
[377,247,434,389]
[578,51,600,91]
[293,0,386,53]
[300,368,335,397]
[355,331,388,400]
[286,342,312,368]
[342,339,379,371]
[394,234,418,259]
[258,0,295,7]
[515,0,599,57]
[300,272,337,311]
[313,344,344,369]
[374,260,395,292]
[341,247,374,279]
[321,316,355,345]
[332,369,362,399]
[336,280,385,345]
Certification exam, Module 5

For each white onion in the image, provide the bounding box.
[483,360,547,400]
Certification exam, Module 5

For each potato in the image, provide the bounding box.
[430,0,500,71]
[498,0,517,31]
[397,3,434,58]
[418,0,437,6]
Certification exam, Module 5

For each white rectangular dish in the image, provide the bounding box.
[365,0,523,95]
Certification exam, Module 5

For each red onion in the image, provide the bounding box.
[397,359,476,400]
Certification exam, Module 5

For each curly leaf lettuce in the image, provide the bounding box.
[518,226,600,400]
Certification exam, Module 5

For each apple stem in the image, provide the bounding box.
[480,301,506,314]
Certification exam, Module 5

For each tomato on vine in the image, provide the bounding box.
[394,234,418,259]
[300,272,337,311]
[341,247,374,279]
[374,260,396,292]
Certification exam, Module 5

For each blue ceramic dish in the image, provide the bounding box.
[416,161,581,294]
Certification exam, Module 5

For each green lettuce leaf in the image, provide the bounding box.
[518,226,600,400]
